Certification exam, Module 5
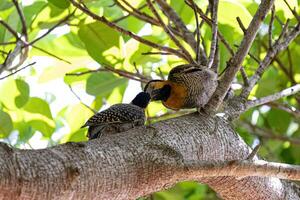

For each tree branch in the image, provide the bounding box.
[185,160,300,181]
[69,0,188,61]
[146,0,194,63]
[0,114,299,199]
[65,65,151,83]
[155,0,207,64]
[0,62,36,81]
[243,84,300,113]
[205,0,275,112]
[238,120,300,145]
[207,0,219,69]
[240,23,300,98]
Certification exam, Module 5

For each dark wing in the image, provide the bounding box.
[81,104,145,128]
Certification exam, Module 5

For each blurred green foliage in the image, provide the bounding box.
[0,0,299,199]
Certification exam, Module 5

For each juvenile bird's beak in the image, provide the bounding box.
[150,89,162,100]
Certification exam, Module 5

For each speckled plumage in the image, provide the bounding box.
[82,104,146,140]
[168,64,218,108]
[82,92,151,140]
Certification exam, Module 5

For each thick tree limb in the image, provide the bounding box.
[0,114,299,199]
[205,0,275,112]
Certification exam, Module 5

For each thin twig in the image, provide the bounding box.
[23,10,76,48]
[247,143,261,160]
[240,66,249,86]
[283,0,300,22]
[113,2,149,23]
[69,0,188,60]
[31,45,72,64]
[155,0,206,63]
[238,120,300,145]
[207,0,219,69]
[146,0,194,63]
[0,20,19,38]
[66,65,150,83]
[267,102,300,119]
[244,84,300,111]
[240,22,300,98]
[12,0,28,41]
[236,17,246,34]
[68,85,97,114]
[141,51,171,55]
[206,0,275,112]
[0,62,36,81]
[268,5,275,48]
[191,0,201,63]
[114,0,159,25]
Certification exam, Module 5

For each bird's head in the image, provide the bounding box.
[144,80,171,101]
[131,92,151,109]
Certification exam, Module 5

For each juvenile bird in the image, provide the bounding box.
[81,92,151,140]
[144,64,218,110]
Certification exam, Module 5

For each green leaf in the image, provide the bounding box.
[78,22,121,63]
[23,1,47,28]
[266,108,291,134]
[47,0,70,9]
[15,79,30,108]
[86,72,128,96]
[68,128,88,142]
[23,97,55,137]
[60,104,93,143]
[0,78,30,110]
[0,0,13,11]
[0,110,13,138]
[15,121,34,142]
[218,0,252,33]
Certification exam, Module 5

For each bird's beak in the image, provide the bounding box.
[150,89,162,100]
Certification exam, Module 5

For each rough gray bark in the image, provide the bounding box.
[0,113,299,199]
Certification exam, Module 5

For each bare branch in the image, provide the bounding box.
[244,84,300,111]
[12,0,28,41]
[0,62,36,81]
[185,159,300,181]
[240,66,249,86]
[114,0,159,25]
[65,65,150,83]
[23,10,76,48]
[268,5,275,48]
[211,41,219,73]
[68,85,97,114]
[141,51,171,55]
[0,20,19,38]
[146,0,194,63]
[206,0,275,112]
[236,17,246,34]
[155,0,207,64]
[191,0,201,63]
[267,102,300,119]
[238,120,300,145]
[69,0,188,60]
[283,0,300,22]
[246,143,261,160]
[207,0,219,69]
[31,44,72,64]
[240,22,300,98]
